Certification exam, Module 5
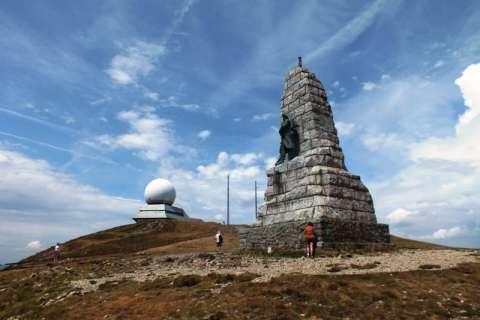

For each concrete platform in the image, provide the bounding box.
[133,204,189,222]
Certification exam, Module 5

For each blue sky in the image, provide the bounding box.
[1,0,479,263]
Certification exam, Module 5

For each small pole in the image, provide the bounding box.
[227,174,230,225]
[254,180,258,219]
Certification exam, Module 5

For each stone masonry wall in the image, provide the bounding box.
[281,66,345,169]
[257,64,378,227]
[247,62,390,248]
[239,218,390,250]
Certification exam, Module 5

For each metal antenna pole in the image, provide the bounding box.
[254,180,258,219]
[227,174,230,225]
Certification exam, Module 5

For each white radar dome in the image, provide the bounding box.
[144,178,176,205]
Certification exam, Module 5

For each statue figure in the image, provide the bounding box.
[275,114,300,165]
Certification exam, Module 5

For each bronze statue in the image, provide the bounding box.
[276,114,300,165]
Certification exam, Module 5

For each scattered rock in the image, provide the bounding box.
[419,264,441,270]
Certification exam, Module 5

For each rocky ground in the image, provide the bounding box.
[71,249,479,293]
[1,220,479,319]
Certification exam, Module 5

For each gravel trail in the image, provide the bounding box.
[72,249,479,293]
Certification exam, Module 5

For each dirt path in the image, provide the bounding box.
[72,249,479,293]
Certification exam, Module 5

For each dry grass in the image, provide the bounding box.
[1,262,478,319]
[2,219,478,319]
[15,220,238,268]
[389,235,451,250]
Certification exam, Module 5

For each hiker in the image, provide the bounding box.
[215,230,223,253]
[53,243,61,263]
[303,222,316,258]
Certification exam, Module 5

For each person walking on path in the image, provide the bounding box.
[215,230,223,253]
[303,222,316,258]
[53,243,61,263]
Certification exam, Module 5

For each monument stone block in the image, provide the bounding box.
[241,59,390,249]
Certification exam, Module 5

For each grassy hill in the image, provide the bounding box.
[18,219,240,266]
[16,219,453,268]
[1,219,478,319]
[16,220,451,268]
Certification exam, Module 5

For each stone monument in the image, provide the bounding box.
[134,178,189,221]
[240,59,389,250]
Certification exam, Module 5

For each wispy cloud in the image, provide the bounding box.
[304,0,388,62]
[106,0,195,86]
[362,81,377,91]
[0,131,116,165]
[90,96,112,105]
[106,41,166,85]
[252,113,275,121]
[158,96,200,111]
[0,107,77,135]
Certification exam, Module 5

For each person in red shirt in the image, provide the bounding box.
[303,222,316,258]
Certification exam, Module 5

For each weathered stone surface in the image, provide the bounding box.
[240,218,390,250]
[240,62,389,249]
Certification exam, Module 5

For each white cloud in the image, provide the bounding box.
[366,64,480,247]
[144,91,160,101]
[335,121,355,136]
[381,74,391,81]
[95,109,183,161]
[362,81,377,91]
[252,113,275,121]
[198,130,211,140]
[332,81,340,88]
[0,149,140,263]
[26,240,41,249]
[106,41,166,85]
[409,64,480,166]
[233,117,242,122]
[231,153,258,165]
[264,157,277,169]
[386,208,416,225]
[158,151,267,223]
[431,226,465,239]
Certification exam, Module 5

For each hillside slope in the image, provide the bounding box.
[1,219,479,319]
[18,219,450,267]
[18,219,239,266]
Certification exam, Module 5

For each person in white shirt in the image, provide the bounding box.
[215,231,223,253]
[54,243,61,263]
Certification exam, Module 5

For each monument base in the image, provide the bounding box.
[133,204,189,222]
[239,218,390,250]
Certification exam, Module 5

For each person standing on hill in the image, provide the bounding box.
[53,243,61,263]
[215,230,223,253]
[303,222,316,258]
